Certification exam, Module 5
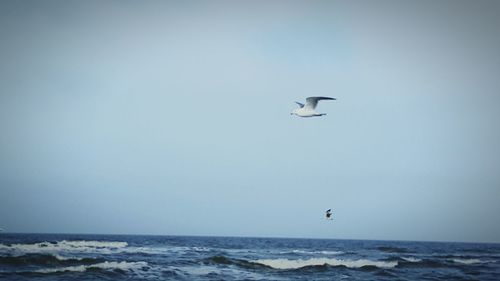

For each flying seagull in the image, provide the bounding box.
[291,96,336,117]
[325,209,333,220]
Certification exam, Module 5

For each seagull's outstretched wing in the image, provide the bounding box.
[295,101,305,108]
[304,96,336,110]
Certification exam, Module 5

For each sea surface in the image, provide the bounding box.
[0,233,499,280]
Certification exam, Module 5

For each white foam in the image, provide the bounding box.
[120,246,169,255]
[52,254,83,261]
[288,249,344,255]
[19,244,210,258]
[319,250,344,255]
[60,240,128,249]
[254,257,398,269]
[0,240,128,256]
[402,257,422,262]
[33,261,148,274]
[176,265,275,280]
[192,246,212,252]
[451,258,483,265]
[121,245,212,255]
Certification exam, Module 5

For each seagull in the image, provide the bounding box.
[325,209,333,220]
[291,96,336,117]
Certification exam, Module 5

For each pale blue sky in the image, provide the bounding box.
[1,0,500,243]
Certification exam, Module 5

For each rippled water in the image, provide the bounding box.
[1,233,499,280]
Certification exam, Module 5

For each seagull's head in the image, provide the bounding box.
[290,109,298,116]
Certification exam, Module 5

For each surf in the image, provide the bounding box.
[253,257,398,270]
[0,240,128,256]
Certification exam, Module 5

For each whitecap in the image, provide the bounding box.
[192,246,212,252]
[288,249,344,255]
[402,257,422,262]
[58,240,128,249]
[0,240,128,256]
[52,254,83,261]
[175,265,277,280]
[319,250,344,255]
[451,258,483,265]
[254,257,398,269]
[33,261,148,274]
[121,245,213,255]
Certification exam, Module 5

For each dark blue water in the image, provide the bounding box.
[1,233,499,280]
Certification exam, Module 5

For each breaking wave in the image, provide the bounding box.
[283,249,344,255]
[451,258,485,265]
[202,255,271,270]
[253,257,398,270]
[0,240,128,256]
[0,241,222,259]
[402,257,422,262]
[0,253,104,267]
[28,261,148,274]
[382,256,491,269]
[202,255,411,271]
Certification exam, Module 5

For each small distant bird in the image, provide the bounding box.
[325,209,333,220]
[291,96,336,117]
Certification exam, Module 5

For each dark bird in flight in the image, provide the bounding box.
[325,209,333,220]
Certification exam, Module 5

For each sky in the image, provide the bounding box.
[1,0,500,243]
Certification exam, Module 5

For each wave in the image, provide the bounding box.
[175,264,268,280]
[0,241,230,258]
[253,257,398,270]
[0,253,104,267]
[434,253,495,265]
[120,245,215,256]
[30,261,148,273]
[402,257,422,262]
[202,255,271,270]
[203,255,398,271]
[282,249,344,255]
[0,240,128,256]
[383,256,491,269]
[382,256,443,268]
[450,258,485,265]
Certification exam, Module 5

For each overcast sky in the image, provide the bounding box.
[1,0,500,243]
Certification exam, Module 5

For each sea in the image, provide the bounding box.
[0,233,499,280]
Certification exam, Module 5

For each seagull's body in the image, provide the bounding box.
[291,96,336,117]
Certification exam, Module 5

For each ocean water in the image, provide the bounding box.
[0,234,499,280]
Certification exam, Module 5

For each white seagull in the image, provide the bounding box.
[291,96,336,117]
